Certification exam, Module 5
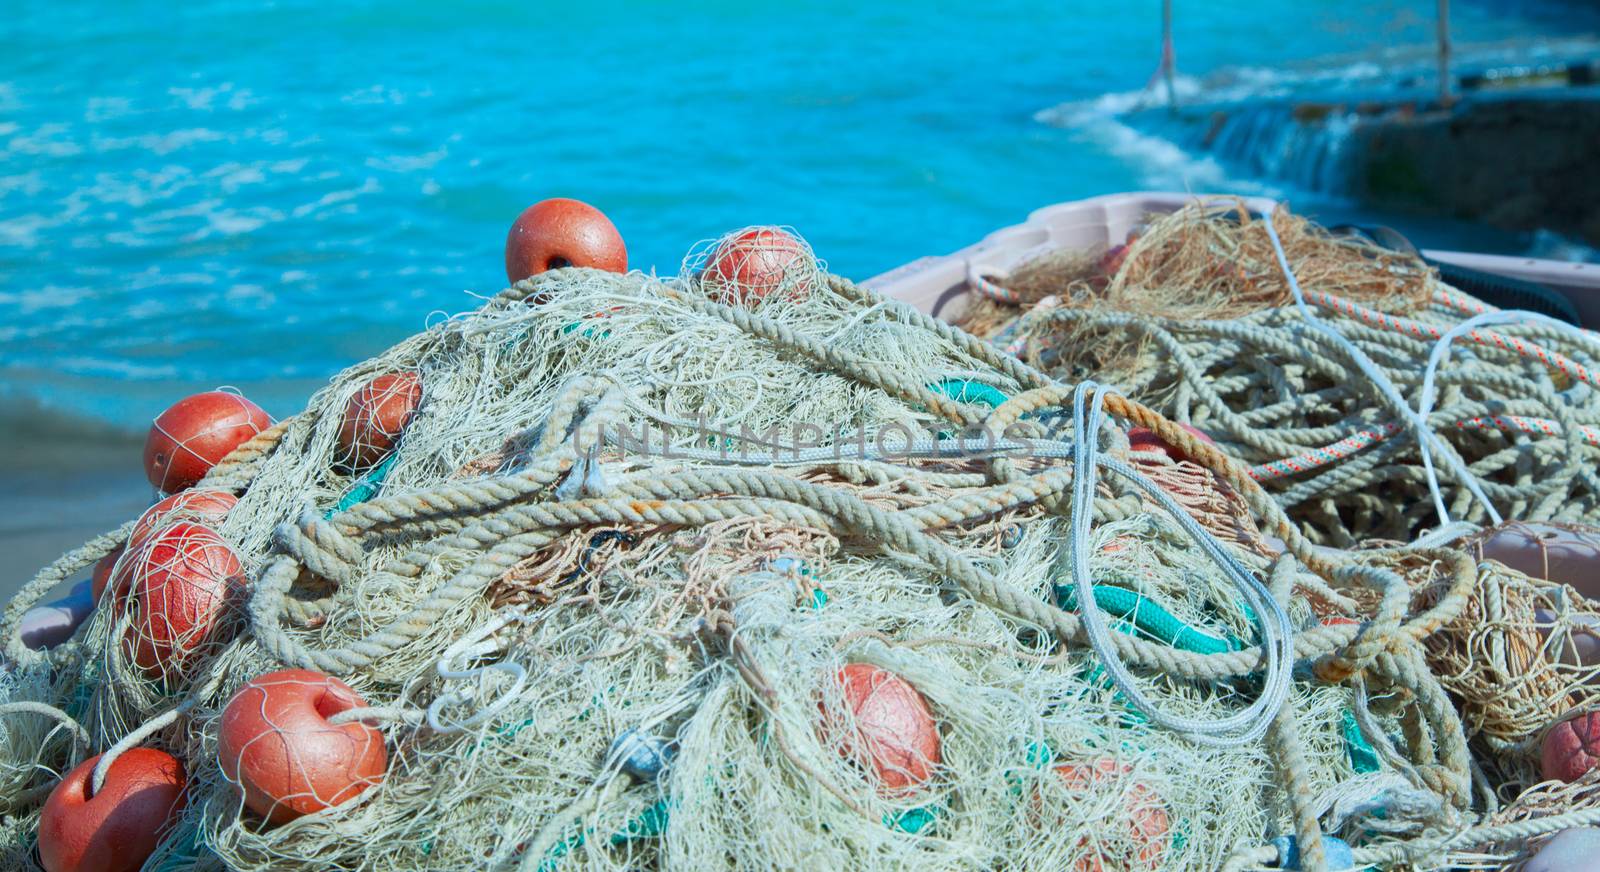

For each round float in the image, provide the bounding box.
[703,227,814,304]
[123,522,245,678]
[129,489,238,549]
[1542,711,1600,783]
[218,668,388,823]
[1534,608,1600,677]
[821,663,940,794]
[1526,827,1600,872]
[90,545,125,602]
[143,391,270,493]
[1045,758,1169,871]
[38,748,186,872]
[504,198,627,284]
[338,372,423,468]
[1466,521,1600,600]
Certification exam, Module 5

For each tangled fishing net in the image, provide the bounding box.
[0,222,1595,871]
[965,200,1600,547]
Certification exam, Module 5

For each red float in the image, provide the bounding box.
[1126,422,1216,464]
[338,372,423,468]
[821,663,940,794]
[143,391,270,493]
[1093,235,1139,288]
[1044,758,1169,872]
[218,668,388,823]
[703,227,814,304]
[504,198,627,284]
[38,748,186,872]
[1542,711,1600,783]
[90,544,125,602]
[129,489,238,550]
[123,522,245,679]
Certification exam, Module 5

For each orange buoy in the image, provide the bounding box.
[38,748,186,872]
[1099,242,1131,279]
[219,668,387,823]
[123,522,245,679]
[703,227,814,304]
[1542,711,1600,783]
[90,544,126,602]
[504,198,627,284]
[337,372,423,468]
[1045,758,1169,872]
[1126,422,1215,463]
[129,489,238,550]
[1093,234,1139,287]
[821,663,940,794]
[143,391,270,493]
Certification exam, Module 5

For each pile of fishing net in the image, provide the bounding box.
[0,228,1597,872]
[962,200,1600,548]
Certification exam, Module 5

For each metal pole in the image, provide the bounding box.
[1436,0,1453,105]
[1162,0,1178,111]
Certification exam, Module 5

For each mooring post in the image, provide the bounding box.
[1436,0,1454,106]
[1162,0,1178,112]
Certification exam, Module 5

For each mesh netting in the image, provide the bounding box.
[0,224,1592,871]
[963,200,1600,547]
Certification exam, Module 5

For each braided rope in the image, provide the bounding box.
[6,265,1567,866]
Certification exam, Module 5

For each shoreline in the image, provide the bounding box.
[0,418,152,604]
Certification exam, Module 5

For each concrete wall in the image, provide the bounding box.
[1352,95,1600,246]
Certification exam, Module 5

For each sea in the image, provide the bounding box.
[3,0,1600,436]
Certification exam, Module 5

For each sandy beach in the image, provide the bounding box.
[0,404,152,604]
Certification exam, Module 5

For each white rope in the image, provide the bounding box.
[0,701,91,755]
[1415,308,1600,526]
[1069,381,1295,748]
[1408,521,1481,550]
[1261,209,1498,529]
[91,702,188,795]
[427,611,530,734]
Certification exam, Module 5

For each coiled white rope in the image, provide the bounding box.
[1068,381,1295,748]
[427,611,530,734]
[1262,209,1499,529]
[1415,308,1600,525]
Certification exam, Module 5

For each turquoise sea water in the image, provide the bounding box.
[3,0,1598,432]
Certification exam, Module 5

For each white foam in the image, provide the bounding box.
[1035,76,1278,196]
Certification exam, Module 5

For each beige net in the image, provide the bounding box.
[0,231,1591,871]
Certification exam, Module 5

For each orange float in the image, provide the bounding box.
[143,391,270,493]
[90,545,125,602]
[1542,711,1600,783]
[123,522,245,679]
[821,663,940,794]
[102,490,236,607]
[219,668,388,823]
[338,372,423,468]
[129,489,238,549]
[1126,422,1215,464]
[1043,758,1169,872]
[38,748,186,872]
[1093,233,1139,290]
[504,198,627,284]
[703,227,814,304]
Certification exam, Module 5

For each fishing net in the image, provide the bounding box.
[0,226,1592,872]
[964,200,1600,547]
